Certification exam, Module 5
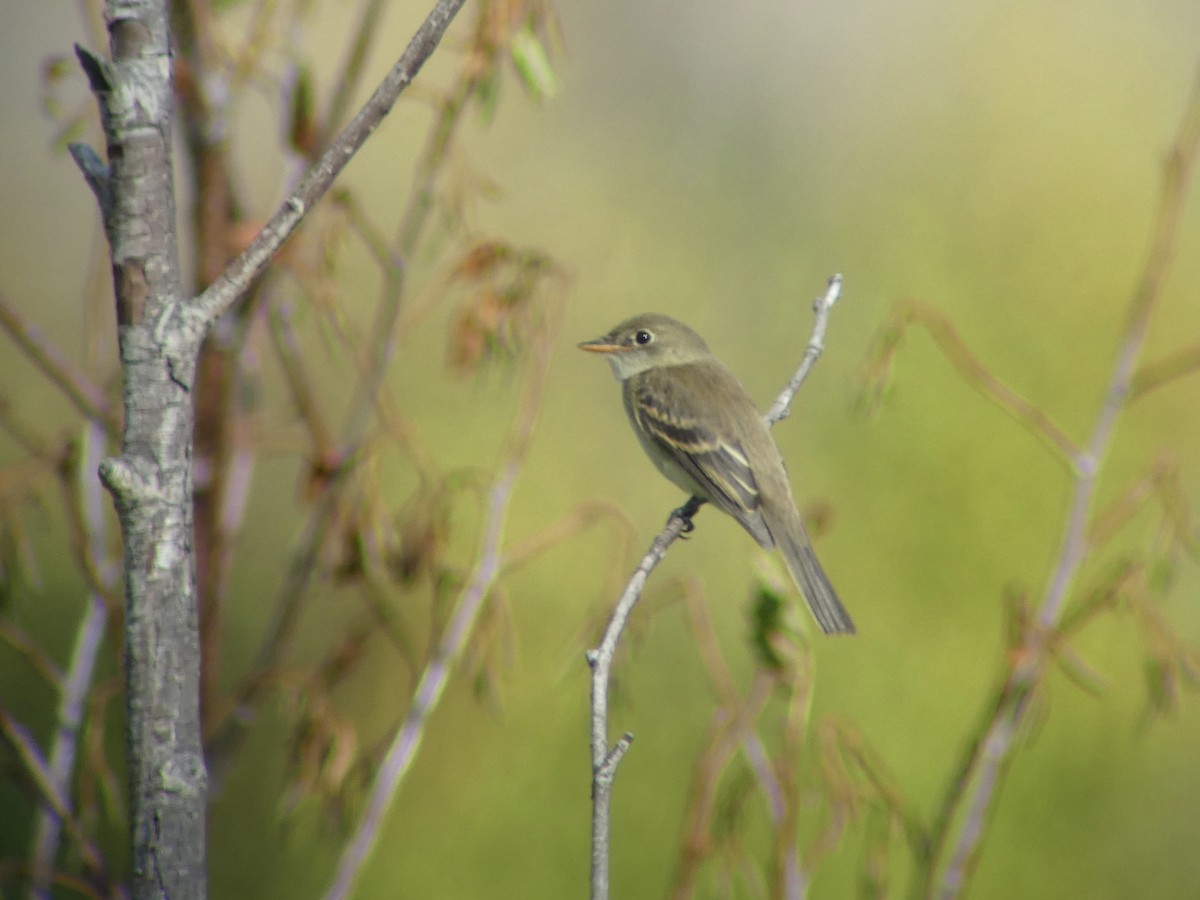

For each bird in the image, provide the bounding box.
[579,313,855,635]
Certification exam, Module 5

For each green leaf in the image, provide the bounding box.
[510,24,559,101]
[748,584,787,670]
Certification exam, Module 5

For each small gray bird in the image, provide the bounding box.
[579,313,855,635]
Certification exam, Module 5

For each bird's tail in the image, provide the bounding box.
[777,512,855,635]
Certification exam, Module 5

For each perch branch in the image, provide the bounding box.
[588,275,843,900]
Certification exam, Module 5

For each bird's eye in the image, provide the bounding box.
[634,330,653,345]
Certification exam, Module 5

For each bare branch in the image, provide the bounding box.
[765,274,842,425]
[76,2,209,895]
[0,289,114,431]
[1130,339,1200,400]
[588,513,691,900]
[318,0,392,149]
[322,311,558,900]
[865,299,1081,467]
[588,279,843,900]
[192,0,468,329]
[0,706,107,882]
[931,60,1200,899]
[29,424,113,897]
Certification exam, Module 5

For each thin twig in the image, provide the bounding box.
[588,276,843,900]
[765,275,843,425]
[322,311,557,900]
[28,423,112,899]
[0,289,113,431]
[318,0,391,150]
[588,515,690,900]
[931,62,1200,900]
[879,300,1081,467]
[322,461,517,900]
[0,707,107,880]
[216,3,481,737]
[192,0,469,329]
[1130,340,1200,399]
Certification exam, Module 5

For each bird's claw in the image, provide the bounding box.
[670,497,704,537]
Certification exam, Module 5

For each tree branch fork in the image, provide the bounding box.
[64,2,475,897]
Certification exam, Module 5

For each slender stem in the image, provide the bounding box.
[323,463,514,900]
[588,278,843,899]
[322,310,557,899]
[0,290,114,432]
[28,424,113,899]
[588,515,689,899]
[930,62,1200,899]
[192,0,468,328]
[882,300,1081,466]
[765,275,842,425]
[318,0,391,149]
[204,0,472,759]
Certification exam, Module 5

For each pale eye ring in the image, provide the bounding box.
[634,330,653,345]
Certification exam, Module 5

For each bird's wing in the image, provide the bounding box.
[626,367,774,546]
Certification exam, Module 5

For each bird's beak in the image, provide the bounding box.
[577,336,622,354]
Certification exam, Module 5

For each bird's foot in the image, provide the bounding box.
[670,497,705,537]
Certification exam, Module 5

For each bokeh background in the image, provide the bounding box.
[3,0,1200,897]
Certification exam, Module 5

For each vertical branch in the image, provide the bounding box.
[322,313,558,900]
[340,18,483,444]
[588,518,689,900]
[588,277,843,900]
[171,0,256,736]
[317,0,391,150]
[323,461,519,900]
[73,1,208,896]
[28,424,113,899]
[207,1,475,748]
[928,62,1200,900]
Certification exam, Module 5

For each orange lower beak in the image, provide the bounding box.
[577,337,622,354]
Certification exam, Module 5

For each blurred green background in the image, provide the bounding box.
[3,0,1200,897]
